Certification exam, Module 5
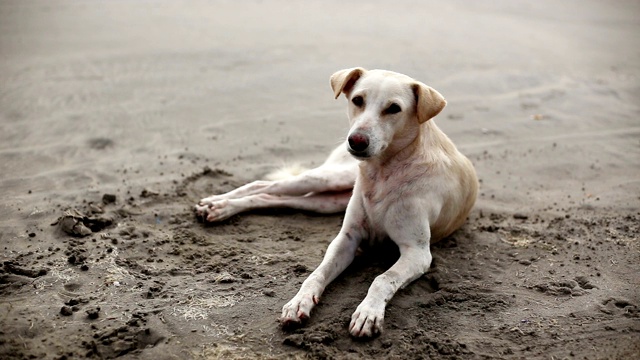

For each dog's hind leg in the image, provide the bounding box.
[199,191,352,222]
[195,164,356,217]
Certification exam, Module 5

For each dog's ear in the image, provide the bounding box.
[330,67,366,99]
[412,82,446,123]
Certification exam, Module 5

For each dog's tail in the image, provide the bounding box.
[264,164,308,181]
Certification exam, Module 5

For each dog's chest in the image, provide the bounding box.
[360,162,417,200]
[362,181,392,210]
[359,167,415,232]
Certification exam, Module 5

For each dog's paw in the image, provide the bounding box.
[349,300,384,338]
[194,203,209,217]
[280,293,320,328]
[206,199,229,222]
[194,198,238,222]
[196,195,223,208]
[195,196,218,217]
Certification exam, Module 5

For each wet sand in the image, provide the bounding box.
[1,1,639,359]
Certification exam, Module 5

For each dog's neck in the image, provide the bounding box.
[387,125,424,164]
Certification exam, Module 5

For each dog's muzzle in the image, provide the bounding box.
[348,133,370,158]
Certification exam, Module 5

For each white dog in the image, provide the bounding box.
[196,68,478,337]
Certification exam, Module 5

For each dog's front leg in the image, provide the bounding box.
[280,208,365,326]
[349,224,433,338]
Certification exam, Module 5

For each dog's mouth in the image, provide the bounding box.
[348,148,371,159]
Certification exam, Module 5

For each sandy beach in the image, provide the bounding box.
[1,0,639,358]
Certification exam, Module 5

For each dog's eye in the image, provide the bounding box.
[384,103,401,115]
[352,96,364,107]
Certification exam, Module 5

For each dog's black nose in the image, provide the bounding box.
[348,133,369,152]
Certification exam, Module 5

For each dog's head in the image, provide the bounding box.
[331,68,446,160]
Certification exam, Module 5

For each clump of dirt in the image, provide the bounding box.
[53,209,114,237]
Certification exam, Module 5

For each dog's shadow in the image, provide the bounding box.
[341,236,453,287]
